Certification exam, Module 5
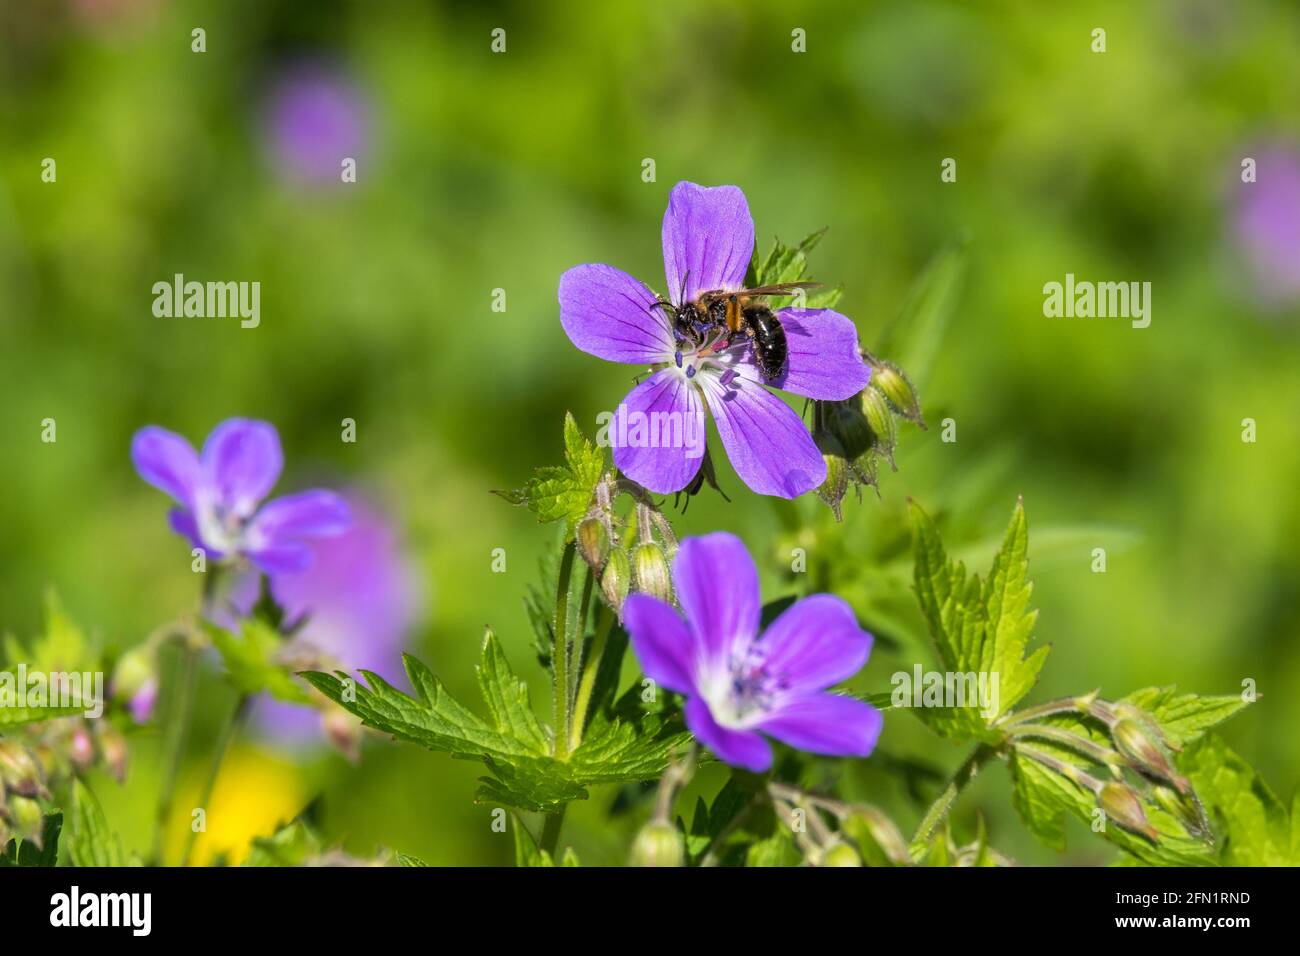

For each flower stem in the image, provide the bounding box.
[152,637,197,864]
[568,604,614,752]
[552,540,577,760]
[910,745,993,855]
[539,807,566,858]
[179,692,250,866]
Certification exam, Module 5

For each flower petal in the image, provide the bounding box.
[622,594,699,695]
[131,426,203,508]
[726,309,872,400]
[610,369,706,494]
[249,490,351,545]
[685,696,772,773]
[247,542,314,575]
[201,418,283,517]
[672,532,761,669]
[662,182,755,303]
[558,263,675,364]
[757,693,883,759]
[759,594,873,693]
[166,507,221,557]
[698,372,826,498]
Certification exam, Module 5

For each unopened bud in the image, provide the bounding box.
[629,820,684,867]
[1112,719,1189,794]
[112,645,156,701]
[814,433,850,520]
[601,547,631,611]
[323,706,363,764]
[825,400,874,460]
[819,839,863,867]
[0,740,47,799]
[868,356,924,426]
[70,725,96,771]
[1098,782,1159,842]
[94,723,128,783]
[576,518,609,571]
[632,543,672,603]
[6,795,45,849]
[1152,785,1211,840]
[860,386,899,466]
[129,677,159,724]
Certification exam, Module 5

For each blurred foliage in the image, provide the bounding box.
[0,0,1297,864]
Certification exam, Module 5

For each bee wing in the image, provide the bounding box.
[741,281,821,297]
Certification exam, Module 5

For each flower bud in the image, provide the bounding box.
[1112,719,1189,794]
[601,547,631,611]
[860,386,899,466]
[94,722,129,783]
[1152,785,1211,840]
[69,724,96,772]
[629,820,684,867]
[825,400,875,460]
[632,543,672,604]
[576,518,609,571]
[323,706,363,764]
[129,677,159,724]
[112,645,156,701]
[1098,782,1159,842]
[868,357,924,426]
[6,795,45,849]
[0,740,47,799]
[819,839,863,867]
[814,433,851,521]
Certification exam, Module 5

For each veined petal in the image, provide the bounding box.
[685,696,772,773]
[201,418,283,517]
[672,532,760,669]
[131,426,203,508]
[622,594,699,695]
[757,692,883,759]
[698,372,825,499]
[759,594,872,693]
[662,182,755,303]
[558,263,675,364]
[167,507,222,557]
[249,490,351,545]
[726,309,872,400]
[610,369,706,494]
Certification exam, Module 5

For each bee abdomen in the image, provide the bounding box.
[744,306,787,379]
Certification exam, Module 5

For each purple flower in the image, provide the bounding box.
[263,61,370,185]
[622,532,882,773]
[559,181,872,499]
[131,418,350,574]
[1233,145,1300,306]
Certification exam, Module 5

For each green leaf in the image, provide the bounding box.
[1121,687,1251,749]
[495,413,605,537]
[208,620,312,705]
[66,779,125,867]
[0,593,101,728]
[396,852,428,867]
[511,815,555,867]
[304,642,690,814]
[477,629,549,753]
[0,811,62,867]
[873,237,968,389]
[1182,734,1297,865]
[750,230,843,309]
[909,499,1049,738]
[242,820,324,867]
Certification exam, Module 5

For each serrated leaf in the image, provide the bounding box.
[305,646,689,814]
[66,779,125,867]
[1121,687,1250,749]
[511,815,555,867]
[208,620,312,705]
[477,630,549,752]
[243,820,323,867]
[1182,734,1297,865]
[396,852,428,867]
[0,811,62,867]
[909,500,1048,738]
[495,413,605,537]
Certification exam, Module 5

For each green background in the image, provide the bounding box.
[1,0,1297,865]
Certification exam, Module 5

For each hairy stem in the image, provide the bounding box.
[568,604,614,751]
[1008,722,1126,768]
[552,540,577,760]
[911,745,994,854]
[539,807,566,858]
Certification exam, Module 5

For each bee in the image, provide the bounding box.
[652,280,818,381]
